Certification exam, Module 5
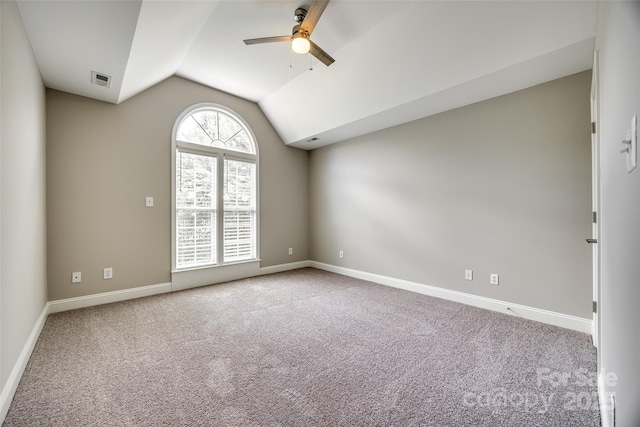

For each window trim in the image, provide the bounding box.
[171,103,259,272]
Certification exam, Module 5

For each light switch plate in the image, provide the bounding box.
[146,196,154,207]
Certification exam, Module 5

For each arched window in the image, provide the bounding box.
[172,104,258,270]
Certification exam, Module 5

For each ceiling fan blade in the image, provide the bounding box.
[243,36,291,45]
[300,0,330,35]
[309,41,335,66]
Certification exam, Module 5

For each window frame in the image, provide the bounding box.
[171,103,259,272]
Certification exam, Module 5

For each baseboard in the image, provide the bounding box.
[0,304,49,424]
[50,261,312,312]
[259,260,311,275]
[48,282,172,314]
[172,260,312,292]
[310,261,592,334]
[599,372,615,427]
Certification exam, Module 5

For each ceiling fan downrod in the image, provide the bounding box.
[294,8,307,24]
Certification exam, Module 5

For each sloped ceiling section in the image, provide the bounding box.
[265,1,597,148]
[16,0,143,104]
[16,1,596,149]
[118,1,220,103]
[16,0,219,104]
[176,0,403,103]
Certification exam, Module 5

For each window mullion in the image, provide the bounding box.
[216,153,225,265]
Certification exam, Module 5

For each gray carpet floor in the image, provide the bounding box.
[4,268,600,426]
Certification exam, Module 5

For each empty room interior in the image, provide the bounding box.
[1,0,639,425]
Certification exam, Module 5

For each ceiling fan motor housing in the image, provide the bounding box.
[292,24,307,37]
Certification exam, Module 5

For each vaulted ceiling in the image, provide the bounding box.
[16,0,596,150]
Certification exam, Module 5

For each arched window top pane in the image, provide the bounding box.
[176,106,256,155]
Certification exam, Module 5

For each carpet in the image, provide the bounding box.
[3,268,600,426]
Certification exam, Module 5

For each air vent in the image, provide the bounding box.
[91,71,112,88]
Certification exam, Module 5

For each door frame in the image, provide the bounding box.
[590,50,601,358]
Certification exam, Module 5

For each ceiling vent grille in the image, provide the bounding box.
[91,71,112,88]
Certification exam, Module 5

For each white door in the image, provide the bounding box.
[589,50,601,356]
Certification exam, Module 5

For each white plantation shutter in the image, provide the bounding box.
[175,152,217,269]
[173,104,258,270]
[224,159,257,262]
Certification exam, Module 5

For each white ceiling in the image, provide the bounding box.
[16,0,596,150]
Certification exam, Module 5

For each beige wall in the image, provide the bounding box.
[310,71,592,318]
[0,0,48,388]
[596,2,640,425]
[47,77,309,301]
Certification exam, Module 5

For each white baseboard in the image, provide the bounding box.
[310,261,592,334]
[50,261,311,312]
[599,372,615,427]
[48,282,172,314]
[0,304,48,424]
[172,260,311,292]
[259,260,311,275]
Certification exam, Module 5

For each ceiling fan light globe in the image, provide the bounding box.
[291,36,310,54]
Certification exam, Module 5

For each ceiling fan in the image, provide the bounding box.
[243,0,335,66]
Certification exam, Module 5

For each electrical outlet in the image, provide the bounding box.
[465,269,473,281]
[72,272,81,283]
[288,247,293,255]
[339,250,344,258]
[104,267,113,280]
[490,274,499,285]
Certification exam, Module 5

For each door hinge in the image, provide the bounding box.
[592,211,597,224]
[591,122,596,134]
[593,301,597,313]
